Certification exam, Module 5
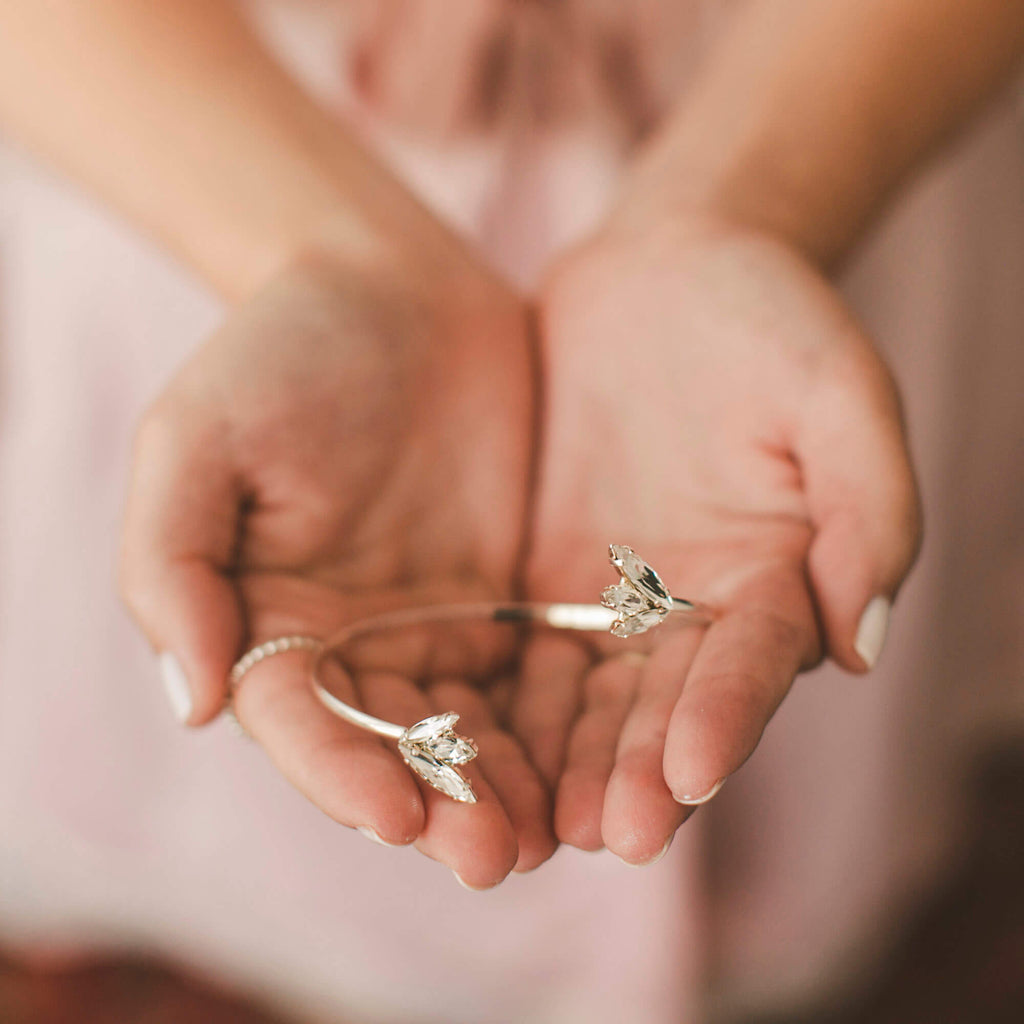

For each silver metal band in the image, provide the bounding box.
[228,635,324,691]
[309,596,711,740]
[224,635,323,740]
[309,594,711,804]
[229,546,711,803]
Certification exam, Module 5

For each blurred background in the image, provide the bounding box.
[2,741,1022,1023]
[1,2,1022,1022]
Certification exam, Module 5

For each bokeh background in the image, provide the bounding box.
[1,3,1022,1022]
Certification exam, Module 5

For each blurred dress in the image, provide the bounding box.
[1,3,1022,1021]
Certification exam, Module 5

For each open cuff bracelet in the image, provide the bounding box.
[228,545,712,803]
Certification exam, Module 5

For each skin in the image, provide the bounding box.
[0,0,555,886]
[1,0,1022,882]
[120,240,556,890]
[524,216,919,865]
[513,0,1024,864]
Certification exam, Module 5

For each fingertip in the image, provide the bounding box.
[613,833,678,869]
[453,871,500,893]
[414,774,520,889]
[144,563,243,725]
[121,405,244,725]
[601,749,687,865]
[357,826,408,848]
[429,818,519,891]
[673,776,726,806]
[158,651,194,724]
[554,771,606,851]
[800,354,921,674]
[364,803,425,848]
[811,534,897,675]
[359,772,428,846]
[663,686,762,802]
[513,831,559,873]
[853,595,891,671]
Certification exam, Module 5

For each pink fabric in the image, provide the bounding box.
[1,5,1022,1021]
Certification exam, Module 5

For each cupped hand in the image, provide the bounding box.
[520,216,921,865]
[120,236,554,888]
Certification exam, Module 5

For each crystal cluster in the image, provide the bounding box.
[602,544,674,638]
[398,712,478,803]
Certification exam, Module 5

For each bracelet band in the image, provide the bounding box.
[229,635,324,689]
[312,545,712,803]
[309,597,710,742]
[231,546,712,804]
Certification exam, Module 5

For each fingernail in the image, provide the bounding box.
[619,836,673,868]
[854,596,891,669]
[453,872,492,892]
[357,826,402,848]
[674,777,726,806]
[159,652,192,723]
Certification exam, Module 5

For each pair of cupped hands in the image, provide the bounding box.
[120,198,920,890]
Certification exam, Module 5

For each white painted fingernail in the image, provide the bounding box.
[159,652,192,723]
[357,826,402,848]
[674,777,726,806]
[619,836,673,868]
[854,596,891,669]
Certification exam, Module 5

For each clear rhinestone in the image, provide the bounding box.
[609,545,672,611]
[601,584,646,615]
[608,544,635,568]
[404,712,459,743]
[399,743,477,802]
[427,735,477,765]
[610,619,639,638]
[610,608,667,638]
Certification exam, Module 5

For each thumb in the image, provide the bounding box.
[797,340,922,673]
[120,407,245,724]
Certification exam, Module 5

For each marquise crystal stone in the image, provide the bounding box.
[429,735,478,765]
[399,746,477,802]
[606,544,674,638]
[405,711,459,743]
[610,608,667,638]
[398,712,478,803]
[601,584,647,616]
[608,544,673,611]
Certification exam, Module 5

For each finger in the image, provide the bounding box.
[798,339,922,672]
[663,599,815,804]
[601,631,703,866]
[554,654,643,851]
[431,679,557,874]
[233,653,426,845]
[359,672,519,890]
[120,407,244,725]
[508,633,591,787]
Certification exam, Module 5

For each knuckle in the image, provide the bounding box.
[763,611,813,660]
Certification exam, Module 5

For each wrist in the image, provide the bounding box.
[605,121,882,271]
[199,185,387,303]
[213,161,491,305]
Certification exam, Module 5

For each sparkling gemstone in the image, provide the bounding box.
[608,544,636,569]
[405,712,459,743]
[428,735,477,765]
[601,584,646,615]
[399,744,477,802]
[610,608,667,638]
[608,545,672,611]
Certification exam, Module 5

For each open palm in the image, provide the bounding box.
[521,219,921,865]
[121,243,554,888]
